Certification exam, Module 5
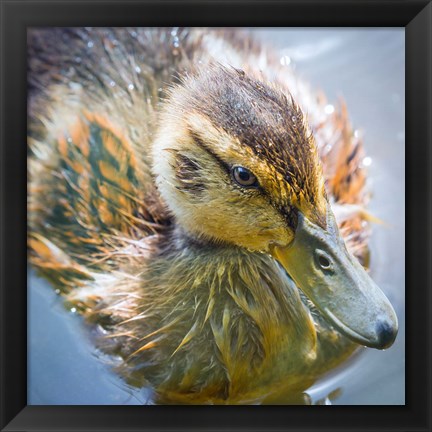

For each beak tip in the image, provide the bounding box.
[374,318,398,349]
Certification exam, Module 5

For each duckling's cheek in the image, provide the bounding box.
[176,189,289,251]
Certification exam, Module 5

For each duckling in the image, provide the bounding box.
[28,28,398,404]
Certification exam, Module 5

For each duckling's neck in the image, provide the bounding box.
[111,227,319,402]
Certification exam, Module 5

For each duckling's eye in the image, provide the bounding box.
[232,166,258,187]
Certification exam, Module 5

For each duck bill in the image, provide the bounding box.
[270,208,398,349]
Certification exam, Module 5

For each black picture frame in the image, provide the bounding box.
[1,1,431,431]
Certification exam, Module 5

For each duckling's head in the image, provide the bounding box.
[153,65,397,349]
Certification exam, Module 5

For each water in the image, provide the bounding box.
[28,28,405,405]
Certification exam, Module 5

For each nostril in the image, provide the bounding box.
[376,319,398,349]
[318,255,331,269]
[314,250,334,274]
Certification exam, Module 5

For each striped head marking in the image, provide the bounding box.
[153,64,327,251]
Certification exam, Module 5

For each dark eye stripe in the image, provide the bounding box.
[189,130,260,190]
[189,130,231,174]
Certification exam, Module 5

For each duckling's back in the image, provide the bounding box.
[29,28,183,280]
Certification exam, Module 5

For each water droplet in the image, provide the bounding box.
[74,56,82,63]
[70,307,77,313]
[66,137,72,143]
[96,324,108,335]
[354,129,360,138]
[158,87,162,92]
[131,31,137,38]
[128,83,135,91]
[109,80,116,87]
[171,27,179,37]
[70,81,82,92]
[87,40,94,48]
[291,115,297,123]
[55,289,60,294]
[280,55,291,66]
[324,104,335,115]
[362,156,372,167]
[135,66,141,74]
